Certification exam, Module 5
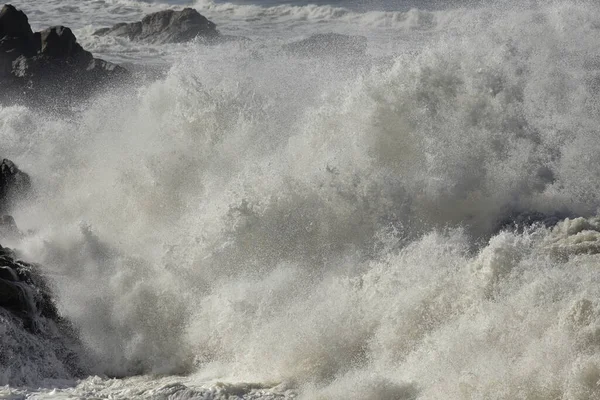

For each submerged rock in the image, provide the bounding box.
[494,210,570,234]
[94,8,219,44]
[283,33,368,57]
[0,4,128,106]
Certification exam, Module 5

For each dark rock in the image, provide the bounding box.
[0,239,64,340]
[0,265,17,280]
[39,26,89,61]
[92,27,111,37]
[0,245,58,325]
[94,8,219,44]
[0,277,21,310]
[283,33,368,57]
[0,4,129,107]
[95,22,142,41]
[0,5,37,80]
[0,239,87,384]
[11,50,128,106]
[495,210,571,234]
[0,4,33,39]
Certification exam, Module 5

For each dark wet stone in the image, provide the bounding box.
[495,210,571,234]
[0,277,23,311]
[0,266,16,281]
[0,4,33,39]
[0,4,129,107]
[94,8,219,44]
[39,26,89,61]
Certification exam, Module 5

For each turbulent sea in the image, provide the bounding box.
[4,0,600,398]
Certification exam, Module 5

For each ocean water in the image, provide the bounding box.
[3,0,600,399]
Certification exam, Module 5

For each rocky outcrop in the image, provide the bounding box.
[0,4,128,106]
[283,33,368,57]
[0,158,86,384]
[0,245,58,328]
[0,159,38,324]
[94,8,219,44]
[0,3,32,39]
[0,241,87,385]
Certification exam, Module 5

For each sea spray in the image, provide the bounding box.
[2,0,600,398]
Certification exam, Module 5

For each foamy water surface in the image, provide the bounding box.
[3,0,600,399]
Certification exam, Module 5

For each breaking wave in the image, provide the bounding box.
[3,0,600,398]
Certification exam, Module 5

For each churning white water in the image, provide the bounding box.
[3,0,600,398]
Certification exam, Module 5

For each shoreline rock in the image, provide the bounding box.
[0,242,87,385]
[0,158,87,385]
[0,159,43,327]
[94,8,220,44]
[0,245,58,328]
[0,4,129,107]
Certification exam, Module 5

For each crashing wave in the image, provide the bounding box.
[4,0,600,399]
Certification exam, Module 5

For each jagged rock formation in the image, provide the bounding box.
[94,8,219,44]
[0,245,58,329]
[0,244,86,385]
[0,4,128,106]
[0,158,87,385]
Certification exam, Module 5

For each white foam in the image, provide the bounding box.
[3,0,600,399]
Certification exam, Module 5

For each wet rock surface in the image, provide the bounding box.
[94,8,220,44]
[0,4,128,107]
[0,245,57,326]
[0,234,86,385]
[0,158,87,384]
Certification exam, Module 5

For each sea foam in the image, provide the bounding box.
[2,0,600,399]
